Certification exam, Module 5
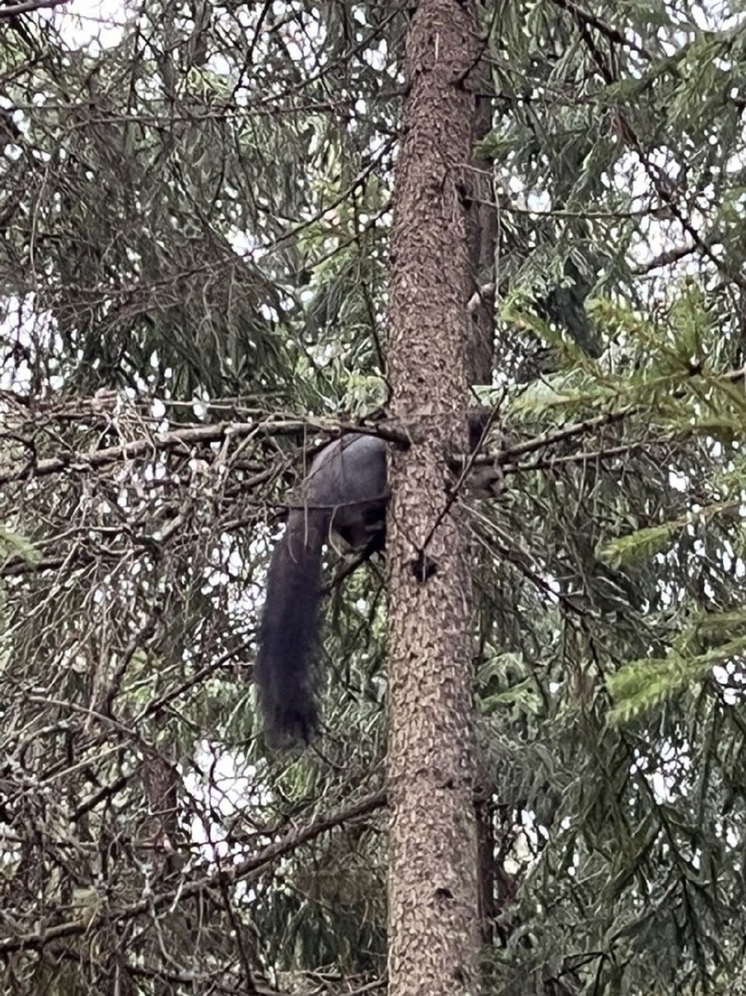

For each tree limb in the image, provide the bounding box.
[0,0,68,17]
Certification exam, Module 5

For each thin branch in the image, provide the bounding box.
[0,791,387,955]
[558,0,746,293]
[0,417,409,485]
[0,0,67,16]
[631,242,698,275]
[550,0,653,59]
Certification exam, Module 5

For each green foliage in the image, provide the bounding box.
[0,525,40,566]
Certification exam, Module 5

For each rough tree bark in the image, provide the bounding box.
[465,20,498,945]
[466,55,497,390]
[386,3,482,994]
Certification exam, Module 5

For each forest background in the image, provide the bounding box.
[1,1,746,994]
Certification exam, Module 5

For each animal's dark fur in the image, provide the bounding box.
[256,435,387,745]
[256,413,493,745]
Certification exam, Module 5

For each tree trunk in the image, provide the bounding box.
[465,21,498,945]
[466,49,497,389]
[386,3,481,995]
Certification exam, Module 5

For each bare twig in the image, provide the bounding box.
[0,0,68,16]
[0,417,409,485]
[0,791,388,955]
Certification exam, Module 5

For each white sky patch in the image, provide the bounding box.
[0,295,52,392]
[186,743,264,862]
[690,1,746,30]
[713,662,745,705]
[52,1,128,50]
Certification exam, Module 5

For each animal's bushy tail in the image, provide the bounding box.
[256,510,327,745]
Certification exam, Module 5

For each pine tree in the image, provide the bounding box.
[1,2,746,994]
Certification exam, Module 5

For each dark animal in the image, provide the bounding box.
[256,434,388,745]
[256,414,493,746]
